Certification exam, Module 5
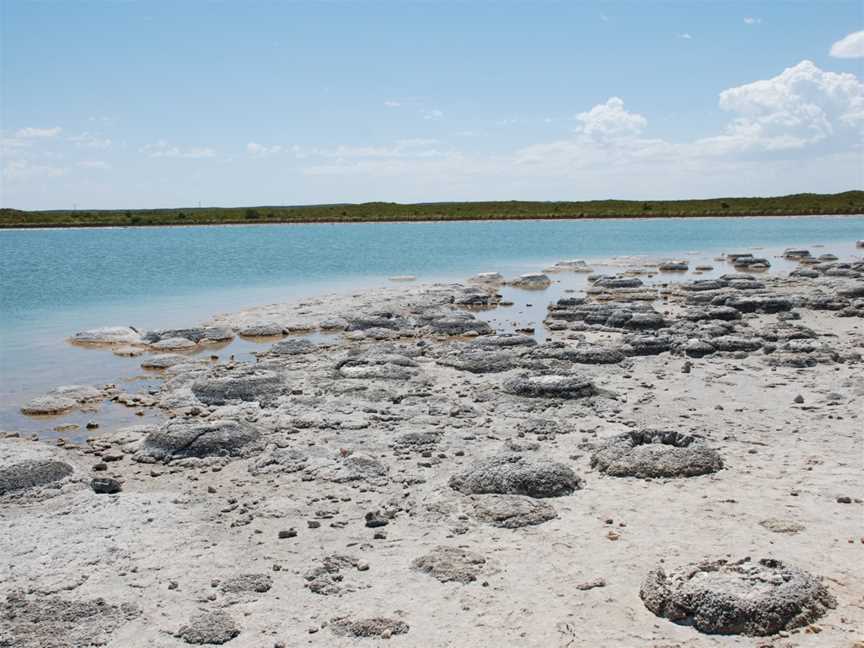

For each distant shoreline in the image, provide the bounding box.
[1,191,861,229]
[1,211,863,232]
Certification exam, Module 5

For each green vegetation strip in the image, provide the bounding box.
[2,191,861,228]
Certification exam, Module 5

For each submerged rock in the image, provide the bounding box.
[238,322,284,337]
[509,273,552,289]
[20,395,77,416]
[70,326,142,345]
[449,455,581,498]
[591,430,723,478]
[640,557,836,636]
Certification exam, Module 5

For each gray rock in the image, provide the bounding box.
[593,276,643,289]
[90,478,121,494]
[591,430,723,478]
[20,395,77,416]
[529,343,624,365]
[140,354,191,369]
[710,335,763,352]
[238,322,284,337]
[682,339,715,358]
[0,460,73,496]
[640,557,836,636]
[438,348,524,374]
[449,455,582,498]
[469,334,537,349]
[269,338,318,355]
[1,593,140,648]
[70,326,142,345]
[191,369,283,406]
[509,273,551,289]
[330,616,409,639]
[412,546,486,583]
[248,447,307,475]
[621,335,673,356]
[177,610,240,645]
[219,573,272,593]
[139,419,260,461]
[151,337,197,351]
[468,493,557,528]
[502,373,596,399]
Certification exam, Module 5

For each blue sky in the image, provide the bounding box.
[2,1,862,209]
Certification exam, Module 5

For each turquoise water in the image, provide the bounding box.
[1,215,862,436]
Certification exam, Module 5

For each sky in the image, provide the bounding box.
[1,0,863,210]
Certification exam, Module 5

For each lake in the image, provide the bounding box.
[1,215,862,437]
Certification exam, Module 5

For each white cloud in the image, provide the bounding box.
[830,30,864,59]
[14,126,62,138]
[703,60,864,152]
[678,33,693,40]
[140,140,216,159]
[293,61,862,199]
[422,109,444,120]
[384,100,401,108]
[77,160,111,169]
[574,97,647,139]
[246,142,283,156]
[743,17,762,25]
[69,132,112,149]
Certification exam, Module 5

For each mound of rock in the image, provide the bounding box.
[468,493,557,528]
[502,373,596,399]
[449,455,581,498]
[640,557,836,636]
[191,368,284,406]
[0,460,73,496]
[269,338,318,355]
[412,546,486,584]
[509,273,551,289]
[591,430,722,478]
[141,353,193,369]
[238,322,284,337]
[138,419,260,462]
[330,616,409,639]
[177,610,240,645]
[219,573,272,594]
[528,342,624,365]
[1,593,140,648]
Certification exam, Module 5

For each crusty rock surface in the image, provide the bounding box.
[591,430,723,478]
[177,610,240,645]
[0,460,73,496]
[449,455,581,498]
[411,546,487,583]
[138,419,260,461]
[640,557,836,636]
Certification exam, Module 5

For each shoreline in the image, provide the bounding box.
[1,242,863,646]
[1,210,863,232]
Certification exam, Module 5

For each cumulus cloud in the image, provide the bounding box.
[384,100,401,108]
[14,126,62,138]
[830,30,864,59]
[574,97,647,139]
[743,17,761,25]
[422,109,444,120]
[699,60,864,152]
[294,139,446,162]
[140,140,216,159]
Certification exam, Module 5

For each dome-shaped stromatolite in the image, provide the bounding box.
[139,419,260,461]
[640,557,836,636]
[502,373,596,399]
[191,369,284,406]
[0,460,74,496]
[449,455,582,498]
[591,430,722,478]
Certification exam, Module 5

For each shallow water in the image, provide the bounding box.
[1,215,861,438]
